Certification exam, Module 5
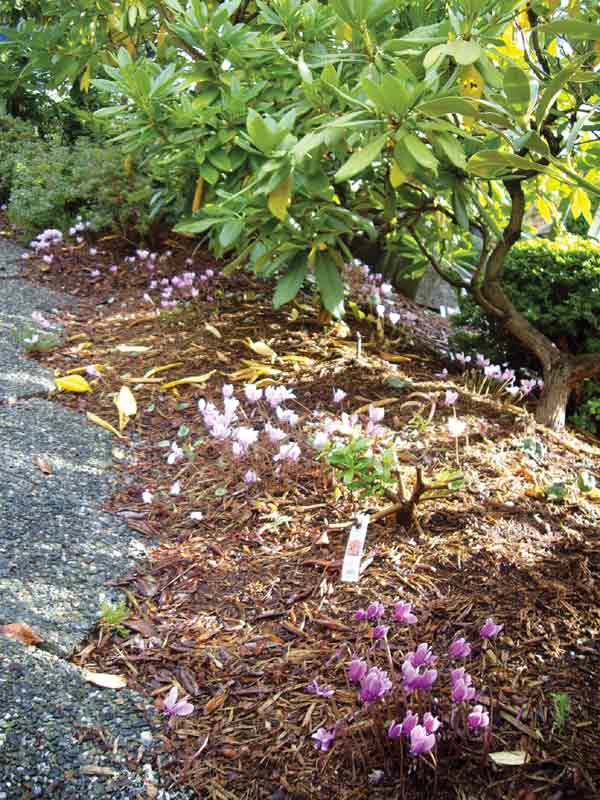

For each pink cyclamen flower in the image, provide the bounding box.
[163,686,194,717]
[452,678,476,704]
[354,608,367,622]
[394,601,417,625]
[359,667,393,703]
[479,617,503,639]
[141,489,153,504]
[31,311,52,330]
[401,710,419,737]
[307,680,334,698]
[244,470,259,484]
[444,389,458,406]
[372,625,389,640]
[407,643,436,667]
[347,657,368,683]
[222,383,234,399]
[402,661,438,693]
[423,713,441,734]
[375,304,385,318]
[467,704,490,730]
[368,406,385,424]
[313,431,329,450]
[244,383,263,403]
[333,388,346,403]
[409,725,436,756]
[264,423,287,444]
[449,637,471,659]
[388,311,400,325]
[85,365,101,378]
[169,480,182,496]
[447,417,467,438]
[388,719,403,739]
[273,442,301,462]
[167,442,184,465]
[366,601,385,621]
[311,726,336,752]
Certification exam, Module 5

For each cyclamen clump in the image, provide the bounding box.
[30,228,63,252]
[309,601,503,768]
[449,350,544,400]
[344,260,419,330]
[146,267,217,309]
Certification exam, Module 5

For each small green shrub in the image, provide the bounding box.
[0,113,38,202]
[4,123,162,240]
[451,236,600,432]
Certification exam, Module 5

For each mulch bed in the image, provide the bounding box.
[6,218,600,799]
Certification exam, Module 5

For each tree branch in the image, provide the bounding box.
[409,227,469,290]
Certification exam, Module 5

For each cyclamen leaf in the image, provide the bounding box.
[334,133,388,182]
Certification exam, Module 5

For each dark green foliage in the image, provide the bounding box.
[452,235,600,431]
[0,113,37,202]
[2,119,160,240]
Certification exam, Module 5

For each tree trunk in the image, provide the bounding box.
[535,359,575,431]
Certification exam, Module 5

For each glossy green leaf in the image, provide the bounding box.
[273,258,308,309]
[334,133,388,182]
[417,97,478,117]
[315,251,344,318]
[403,133,438,172]
[503,65,530,110]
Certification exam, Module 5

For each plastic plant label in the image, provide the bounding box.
[341,513,370,583]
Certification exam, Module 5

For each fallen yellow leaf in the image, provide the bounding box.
[161,370,215,389]
[115,344,152,354]
[244,338,277,362]
[87,411,124,439]
[205,323,222,339]
[143,362,183,379]
[55,375,92,393]
[116,386,137,417]
[82,670,127,689]
[354,398,400,414]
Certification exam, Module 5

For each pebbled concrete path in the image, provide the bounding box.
[0,239,186,798]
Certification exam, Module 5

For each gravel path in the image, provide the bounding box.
[0,240,189,798]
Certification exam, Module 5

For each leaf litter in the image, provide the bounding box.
[17,228,600,800]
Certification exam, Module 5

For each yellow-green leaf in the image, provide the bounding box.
[390,160,407,188]
[571,187,592,225]
[55,375,92,393]
[268,175,293,221]
[536,195,554,224]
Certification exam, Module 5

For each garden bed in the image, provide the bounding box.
[9,219,600,799]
